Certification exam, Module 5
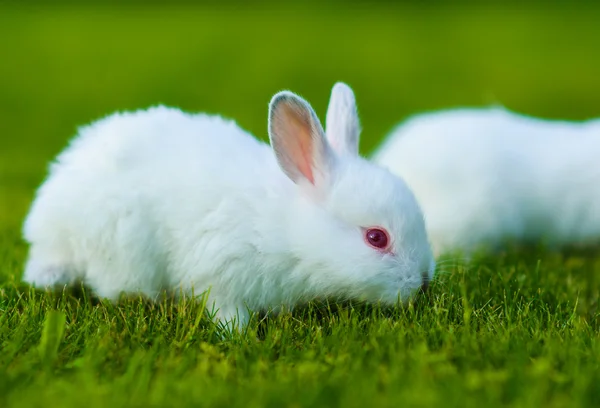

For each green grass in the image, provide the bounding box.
[1,3,600,407]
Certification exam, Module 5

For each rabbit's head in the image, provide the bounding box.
[268,83,435,306]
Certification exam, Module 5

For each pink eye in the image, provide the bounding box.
[365,228,390,251]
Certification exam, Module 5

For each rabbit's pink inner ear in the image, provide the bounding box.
[272,103,316,185]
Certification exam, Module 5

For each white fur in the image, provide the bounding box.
[22,83,434,328]
[326,82,361,156]
[372,106,600,256]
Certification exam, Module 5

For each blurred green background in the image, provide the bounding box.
[1,1,600,233]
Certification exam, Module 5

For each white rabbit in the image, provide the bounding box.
[22,82,435,328]
[371,106,600,256]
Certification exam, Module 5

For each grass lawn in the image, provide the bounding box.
[1,2,599,407]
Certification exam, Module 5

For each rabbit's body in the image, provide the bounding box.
[372,107,600,256]
[23,84,435,327]
[24,107,289,321]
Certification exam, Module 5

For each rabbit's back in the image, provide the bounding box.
[50,106,269,185]
[374,107,600,254]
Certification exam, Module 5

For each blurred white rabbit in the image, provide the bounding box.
[371,106,600,256]
[22,82,435,329]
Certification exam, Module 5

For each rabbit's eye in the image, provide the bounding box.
[365,228,390,251]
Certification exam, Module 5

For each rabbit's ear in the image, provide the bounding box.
[325,82,361,157]
[269,91,334,186]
